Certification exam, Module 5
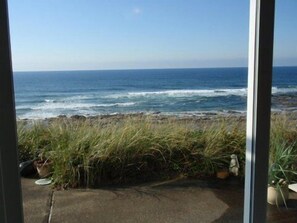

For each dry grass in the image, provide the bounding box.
[17,114,296,188]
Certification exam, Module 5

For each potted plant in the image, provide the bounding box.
[216,168,229,179]
[267,173,289,206]
[34,152,53,178]
[267,143,297,206]
[35,158,52,178]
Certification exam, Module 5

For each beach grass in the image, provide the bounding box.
[17,114,296,188]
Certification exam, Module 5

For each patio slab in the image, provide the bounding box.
[51,184,230,223]
[21,177,297,223]
[21,178,52,223]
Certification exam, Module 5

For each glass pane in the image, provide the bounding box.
[8,1,251,222]
[267,0,297,222]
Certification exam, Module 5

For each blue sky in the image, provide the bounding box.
[8,0,297,71]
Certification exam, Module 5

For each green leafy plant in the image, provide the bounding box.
[268,142,297,184]
[268,142,297,206]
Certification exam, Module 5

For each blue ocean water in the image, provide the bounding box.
[13,67,297,119]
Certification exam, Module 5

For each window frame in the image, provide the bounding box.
[0,0,276,222]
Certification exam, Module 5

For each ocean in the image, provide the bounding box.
[13,67,297,119]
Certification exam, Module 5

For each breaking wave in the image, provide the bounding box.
[106,86,297,99]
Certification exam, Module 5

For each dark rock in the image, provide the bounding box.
[153,111,161,114]
[71,115,86,120]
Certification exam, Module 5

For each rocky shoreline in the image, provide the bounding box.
[16,109,297,130]
[15,92,297,123]
[18,111,245,123]
[272,93,297,110]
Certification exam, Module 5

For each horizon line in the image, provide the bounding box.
[13,65,297,73]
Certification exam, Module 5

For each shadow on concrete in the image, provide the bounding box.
[22,176,297,223]
[100,176,245,222]
[99,177,297,223]
[196,177,245,223]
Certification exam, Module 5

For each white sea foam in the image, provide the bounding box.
[31,101,136,111]
[115,102,136,106]
[16,105,31,110]
[107,88,247,98]
[44,95,93,103]
[93,102,136,107]
[32,102,97,110]
[45,99,55,103]
[106,86,297,99]
[63,95,92,101]
[18,112,60,120]
[272,86,297,94]
[15,86,297,119]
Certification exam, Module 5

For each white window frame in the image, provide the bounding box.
[244,0,275,222]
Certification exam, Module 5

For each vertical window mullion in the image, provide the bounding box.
[0,0,24,222]
[244,0,275,222]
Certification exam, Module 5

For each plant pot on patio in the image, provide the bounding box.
[34,160,52,178]
[267,143,297,206]
[216,169,229,180]
[267,184,289,206]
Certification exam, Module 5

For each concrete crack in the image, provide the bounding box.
[47,191,54,223]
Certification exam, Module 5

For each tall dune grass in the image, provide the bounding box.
[17,115,296,188]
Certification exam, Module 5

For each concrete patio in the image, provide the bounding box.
[21,177,297,223]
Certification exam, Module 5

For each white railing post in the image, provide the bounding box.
[244,0,275,222]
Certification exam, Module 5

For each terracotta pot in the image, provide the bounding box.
[267,185,289,205]
[35,160,52,178]
[216,170,229,179]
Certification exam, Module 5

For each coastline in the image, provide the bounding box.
[14,67,297,120]
[16,109,297,124]
[15,91,297,122]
